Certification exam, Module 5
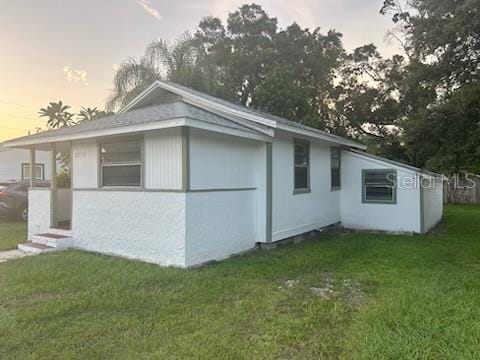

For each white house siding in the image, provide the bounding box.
[72,141,98,188]
[422,176,444,232]
[185,190,257,266]
[0,147,51,182]
[185,128,263,265]
[271,133,341,242]
[340,151,422,233]
[72,191,187,267]
[28,189,51,240]
[144,128,183,189]
[255,143,268,243]
[189,128,258,190]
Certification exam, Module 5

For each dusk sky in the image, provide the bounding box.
[0,0,400,142]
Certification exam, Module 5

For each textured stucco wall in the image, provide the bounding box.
[72,191,186,266]
[28,189,51,239]
[271,133,341,241]
[185,190,257,266]
[422,176,443,232]
[341,151,422,233]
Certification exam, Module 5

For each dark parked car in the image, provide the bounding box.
[0,181,50,221]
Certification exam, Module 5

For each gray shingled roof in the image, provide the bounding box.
[161,81,364,147]
[348,149,443,177]
[6,100,260,144]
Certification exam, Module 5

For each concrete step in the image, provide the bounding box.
[31,233,73,249]
[49,227,72,237]
[18,242,56,254]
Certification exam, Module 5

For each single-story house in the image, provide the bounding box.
[3,81,444,267]
[0,143,51,182]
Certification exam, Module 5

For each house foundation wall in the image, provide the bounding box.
[185,189,258,267]
[72,191,187,267]
[28,189,51,240]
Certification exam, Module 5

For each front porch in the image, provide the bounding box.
[19,142,73,253]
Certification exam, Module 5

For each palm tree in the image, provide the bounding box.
[77,107,113,123]
[77,107,99,123]
[106,32,205,111]
[38,101,75,128]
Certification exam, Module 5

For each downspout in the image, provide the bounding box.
[419,173,425,234]
[266,142,273,243]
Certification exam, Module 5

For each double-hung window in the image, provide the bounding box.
[331,147,341,190]
[362,169,397,204]
[100,139,142,187]
[22,163,45,181]
[294,140,310,193]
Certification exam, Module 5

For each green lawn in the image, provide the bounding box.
[0,221,26,251]
[1,206,480,359]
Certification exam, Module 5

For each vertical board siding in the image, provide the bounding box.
[72,141,98,188]
[271,134,341,241]
[144,128,183,189]
[422,177,443,231]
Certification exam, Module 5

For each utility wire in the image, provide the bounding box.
[0,99,35,108]
[0,113,39,121]
[0,125,31,132]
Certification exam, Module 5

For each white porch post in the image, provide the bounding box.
[29,147,36,188]
[50,143,57,227]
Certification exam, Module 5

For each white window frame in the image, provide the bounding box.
[22,163,45,181]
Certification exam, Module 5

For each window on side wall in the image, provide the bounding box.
[331,147,341,190]
[294,140,310,193]
[362,169,397,204]
[100,139,142,187]
[22,163,45,180]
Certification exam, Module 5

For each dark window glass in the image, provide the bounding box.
[363,170,396,202]
[331,148,341,189]
[364,171,395,185]
[294,141,309,190]
[295,166,308,189]
[102,165,141,187]
[365,186,393,200]
[100,139,142,187]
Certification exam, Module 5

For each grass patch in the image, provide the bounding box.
[0,221,26,251]
[1,206,480,358]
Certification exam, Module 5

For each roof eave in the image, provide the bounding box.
[347,149,443,177]
[277,123,366,150]
[2,116,270,149]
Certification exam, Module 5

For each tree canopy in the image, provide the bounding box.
[107,1,480,174]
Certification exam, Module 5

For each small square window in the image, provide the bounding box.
[100,139,142,187]
[22,163,44,180]
[362,169,397,204]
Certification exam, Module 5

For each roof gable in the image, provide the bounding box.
[120,81,366,150]
[4,80,366,150]
[3,100,268,148]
